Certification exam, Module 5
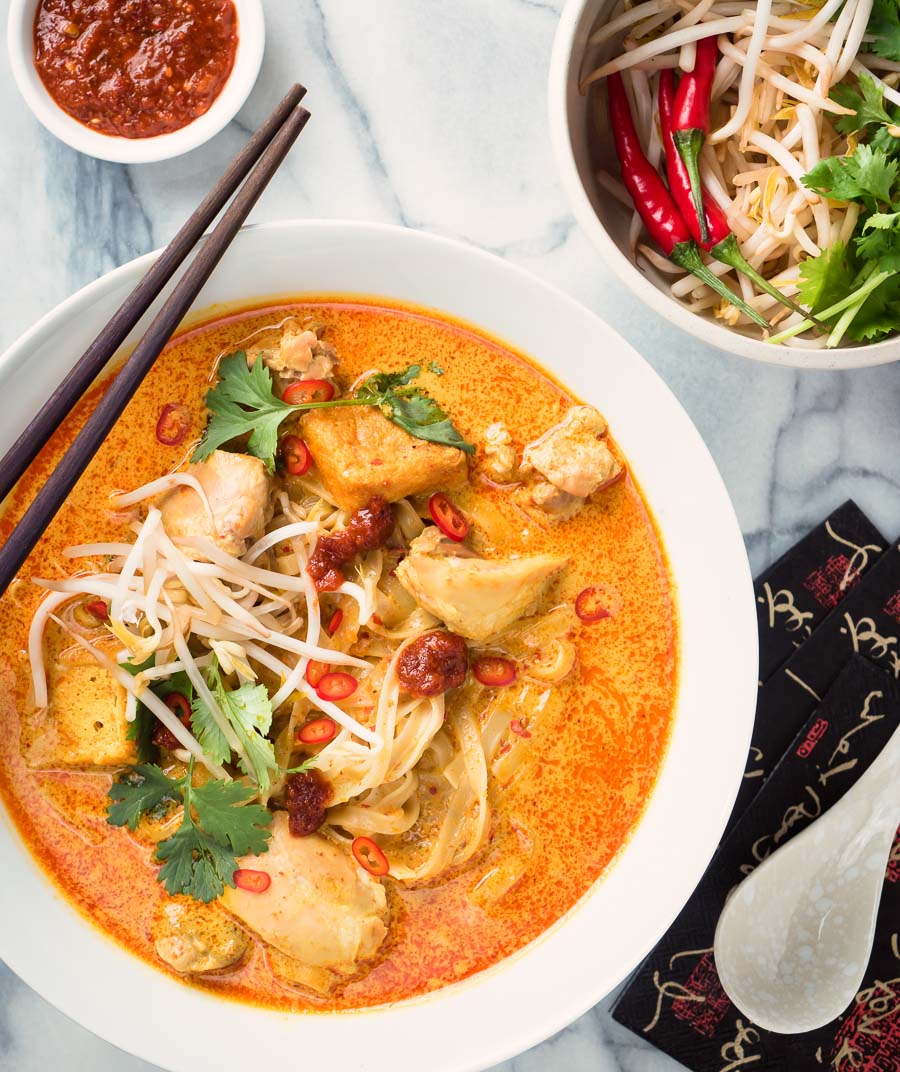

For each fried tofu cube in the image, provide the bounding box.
[22,655,137,771]
[299,406,467,512]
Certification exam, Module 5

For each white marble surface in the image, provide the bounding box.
[2,2,900,1070]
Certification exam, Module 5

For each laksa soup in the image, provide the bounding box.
[0,298,677,1009]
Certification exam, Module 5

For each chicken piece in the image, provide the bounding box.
[21,643,136,770]
[246,318,338,385]
[521,406,622,499]
[221,814,388,993]
[395,527,567,643]
[159,450,273,557]
[152,897,249,975]
[482,422,517,482]
[529,482,583,520]
[300,406,467,513]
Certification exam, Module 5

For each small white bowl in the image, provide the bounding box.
[7,0,264,164]
[548,0,900,370]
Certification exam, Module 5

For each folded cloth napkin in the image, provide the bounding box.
[612,501,900,1072]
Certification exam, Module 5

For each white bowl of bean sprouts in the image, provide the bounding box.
[549,0,900,368]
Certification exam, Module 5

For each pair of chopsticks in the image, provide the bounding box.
[0,85,311,598]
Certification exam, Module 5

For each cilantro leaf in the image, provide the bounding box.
[107,760,273,902]
[193,352,293,472]
[108,765,180,831]
[190,779,272,857]
[803,144,899,210]
[357,366,422,395]
[191,659,278,792]
[856,212,900,270]
[192,355,474,470]
[190,693,231,767]
[385,390,475,452]
[843,274,900,341]
[796,243,859,314]
[870,0,900,62]
[428,361,446,375]
[283,755,319,775]
[832,74,894,136]
[871,123,900,158]
[156,824,239,904]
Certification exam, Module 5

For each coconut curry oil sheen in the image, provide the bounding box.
[0,297,677,1010]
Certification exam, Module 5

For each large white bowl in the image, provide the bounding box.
[548,0,900,370]
[7,0,264,164]
[0,220,757,1072]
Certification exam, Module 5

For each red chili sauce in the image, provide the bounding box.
[33,0,239,139]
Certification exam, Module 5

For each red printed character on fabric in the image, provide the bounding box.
[803,554,860,610]
[882,590,900,626]
[671,952,733,1038]
[829,977,900,1071]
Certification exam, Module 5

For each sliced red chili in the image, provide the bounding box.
[305,661,329,688]
[155,403,192,446]
[473,656,516,687]
[164,692,192,722]
[509,718,532,739]
[282,379,335,405]
[316,672,358,702]
[281,434,312,476]
[233,868,271,893]
[428,492,470,542]
[297,717,337,745]
[575,586,620,623]
[351,835,390,877]
[326,608,343,636]
[85,599,109,622]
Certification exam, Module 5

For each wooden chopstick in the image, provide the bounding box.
[0,83,307,507]
[0,99,311,597]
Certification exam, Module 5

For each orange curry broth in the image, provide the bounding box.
[0,297,678,1011]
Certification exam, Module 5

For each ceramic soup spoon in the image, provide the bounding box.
[713,723,900,1034]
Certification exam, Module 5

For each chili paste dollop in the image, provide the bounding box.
[33,0,239,139]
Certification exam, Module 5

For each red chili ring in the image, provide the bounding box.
[575,586,620,623]
[351,835,390,877]
[509,718,532,739]
[297,717,337,745]
[428,492,470,542]
[155,403,192,446]
[282,379,335,405]
[316,672,358,702]
[305,661,329,689]
[472,656,517,687]
[233,868,271,893]
[281,434,312,476]
[164,692,192,722]
[326,608,344,636]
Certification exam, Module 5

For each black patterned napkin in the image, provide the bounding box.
[612,503,900,1072]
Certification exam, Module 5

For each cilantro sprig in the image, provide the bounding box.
[870,0,900,63]
[193,353,474,471]
[771,98,900,347]
[191,658,278,793]
[108,760,273,902]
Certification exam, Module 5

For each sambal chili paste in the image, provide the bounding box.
[33,0,239,139]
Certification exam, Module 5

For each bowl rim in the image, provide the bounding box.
[0,219,758,1072]
[547,0,900,370]
[6,0,265,164]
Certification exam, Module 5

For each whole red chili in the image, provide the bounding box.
[671,36,718,243]
[658,70,817,325]
[607,73,769,330]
